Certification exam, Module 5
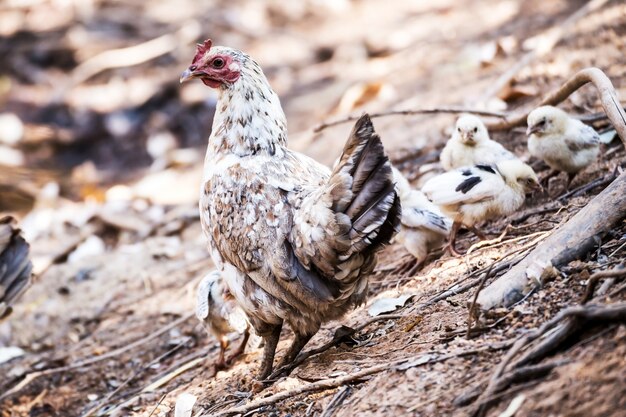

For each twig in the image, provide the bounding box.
[147,393,167,417]
[313,108,507,133]
[488,67,626,148]
[207,344,510,417]
[0,312,194,401]
[580,264,626,304]
[479,0,610,102]
[467,264,495,338]
[319,386,352,417]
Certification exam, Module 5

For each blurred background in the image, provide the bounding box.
[0,0,624,415]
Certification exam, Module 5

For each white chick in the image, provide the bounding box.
[422,159,541,255]
[440,115,516,170]
[392,168,451,271]
[527,106,607,187]
[196,270,250,369]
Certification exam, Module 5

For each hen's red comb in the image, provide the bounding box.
[192,39,213,64]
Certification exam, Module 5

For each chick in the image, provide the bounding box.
[527,106,606,187]
[196,270,250,370]
[422,159,541,255]
[440,115,516,170]
[392,168,451,271]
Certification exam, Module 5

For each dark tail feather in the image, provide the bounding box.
[331,115,401,254]
[0,217,32,320]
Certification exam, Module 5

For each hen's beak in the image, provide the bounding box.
[180,69,197,84]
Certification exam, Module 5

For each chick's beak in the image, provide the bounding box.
[180,68,197,84]
[526,125,540,136]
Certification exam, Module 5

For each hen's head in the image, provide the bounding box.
[180,39,243,88]
[454,115,488,146]
[526,106,568,137]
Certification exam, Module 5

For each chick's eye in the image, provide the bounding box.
[212,58,225,69]
[457,127,461,132]
[473,127,478,133]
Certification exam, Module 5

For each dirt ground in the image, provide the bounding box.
[1,0,625,416]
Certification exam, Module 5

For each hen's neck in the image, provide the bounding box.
[208,64,287,157]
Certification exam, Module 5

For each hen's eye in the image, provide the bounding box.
[189,65,197,71]
[212,58,225,69]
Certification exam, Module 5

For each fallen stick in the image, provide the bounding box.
[487,67,626,140]
[313,108,507,133]
[475,170,626,311]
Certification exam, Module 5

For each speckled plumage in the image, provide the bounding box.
[186,42,401,378]
[0,216,32,321]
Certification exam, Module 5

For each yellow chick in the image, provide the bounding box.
[422,160,541,255]
[392,168,451,271]
[440,115,516,170]
[196,270,250,370]
[527,106,607,186]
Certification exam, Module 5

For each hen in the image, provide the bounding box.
[196,270,250,370]
[181,39,401,379]
[422,160,540,255]
[0,216,32,321]
[527,106,608,187]
[392,168,450,271]
[440,115,516,171]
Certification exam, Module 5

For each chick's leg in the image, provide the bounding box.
[216,336,229,369]
[468,226,487,240]
[225,327,250,365]
[445,221,463,256]
[257,323,282,380]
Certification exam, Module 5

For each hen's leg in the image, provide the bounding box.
[277,332,314,370]
[257,324,282,380]
[226,328,250,365]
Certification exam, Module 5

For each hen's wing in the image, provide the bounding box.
[287,115,400,294]
[0,217,32,320]
[422,165,502,207]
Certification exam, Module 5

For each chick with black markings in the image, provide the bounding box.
[422,160,540,255]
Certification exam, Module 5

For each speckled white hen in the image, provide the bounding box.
[196,270,250,369]
[440,115,516,171]
[180,39,401,379]
[422,160,540,255]
[392,167,451,267]
[526,106,607,185]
